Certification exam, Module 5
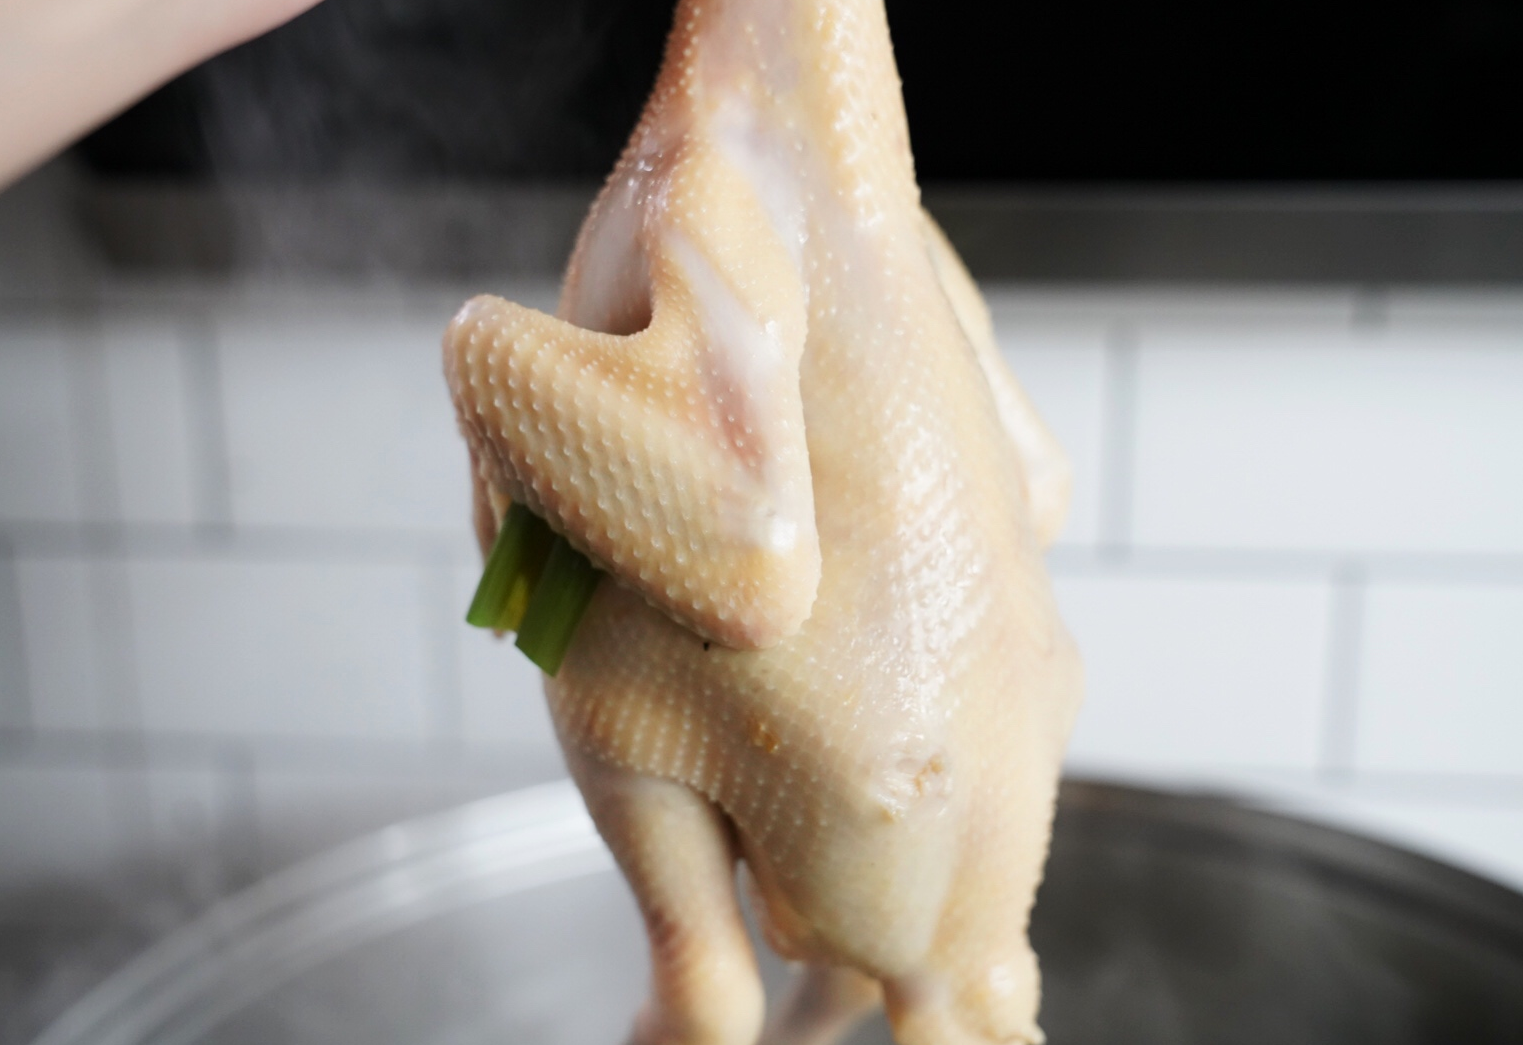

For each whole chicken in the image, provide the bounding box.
[442,1,1082,1042]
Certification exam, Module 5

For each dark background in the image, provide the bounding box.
[79,0,1523,182]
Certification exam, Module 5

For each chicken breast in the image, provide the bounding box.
[442,1,1082,1042]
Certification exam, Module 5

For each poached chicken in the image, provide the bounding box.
[443,1,1082,1041]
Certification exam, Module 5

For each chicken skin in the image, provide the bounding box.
[442,1,1082,1042]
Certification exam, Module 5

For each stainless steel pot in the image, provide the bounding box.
[31,780,1523,1045]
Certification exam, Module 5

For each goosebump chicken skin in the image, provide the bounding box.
[442,1,1082,1042]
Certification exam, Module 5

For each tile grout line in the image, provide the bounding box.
[10,517,1523,585]
[0,724,562,774]
[179,314,236,534]
[9,513,1523,588]
[0,535,34,734]
[1330,770,1523,807]
[1318,561,1366,784]
[1096,322,1138,560]
[1046,543,1523,585]
[0,519,475,564]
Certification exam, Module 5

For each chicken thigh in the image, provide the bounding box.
[442,1,1083,1042]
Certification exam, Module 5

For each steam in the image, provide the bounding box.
[191,0,660,181]
[147,0,677,279]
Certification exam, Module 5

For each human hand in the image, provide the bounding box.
[0,0,326,189]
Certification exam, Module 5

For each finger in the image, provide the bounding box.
[0,0,325,188]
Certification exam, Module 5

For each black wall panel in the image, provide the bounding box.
[79,0,1523,181]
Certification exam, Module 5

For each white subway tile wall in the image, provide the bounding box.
[3,192,1522,1013]
[250,760,522,872]
[1056,575,1331,774]
[1130,326,1523,553]
[452,563,565,755]
[128,557,438,741]
[1356,582,1523,777]
[217,311,472,535]
[100,319,200,527]
[139,760,238,865]
[0,763,121,894]
[0,325,88,523]
[13,558,107,732]
[995,322,1109,546]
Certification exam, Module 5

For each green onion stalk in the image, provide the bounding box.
[466,502,603,676]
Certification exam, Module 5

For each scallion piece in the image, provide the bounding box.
[466,502,603,676]
[514,534,603,676]
[465,502,555,631]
